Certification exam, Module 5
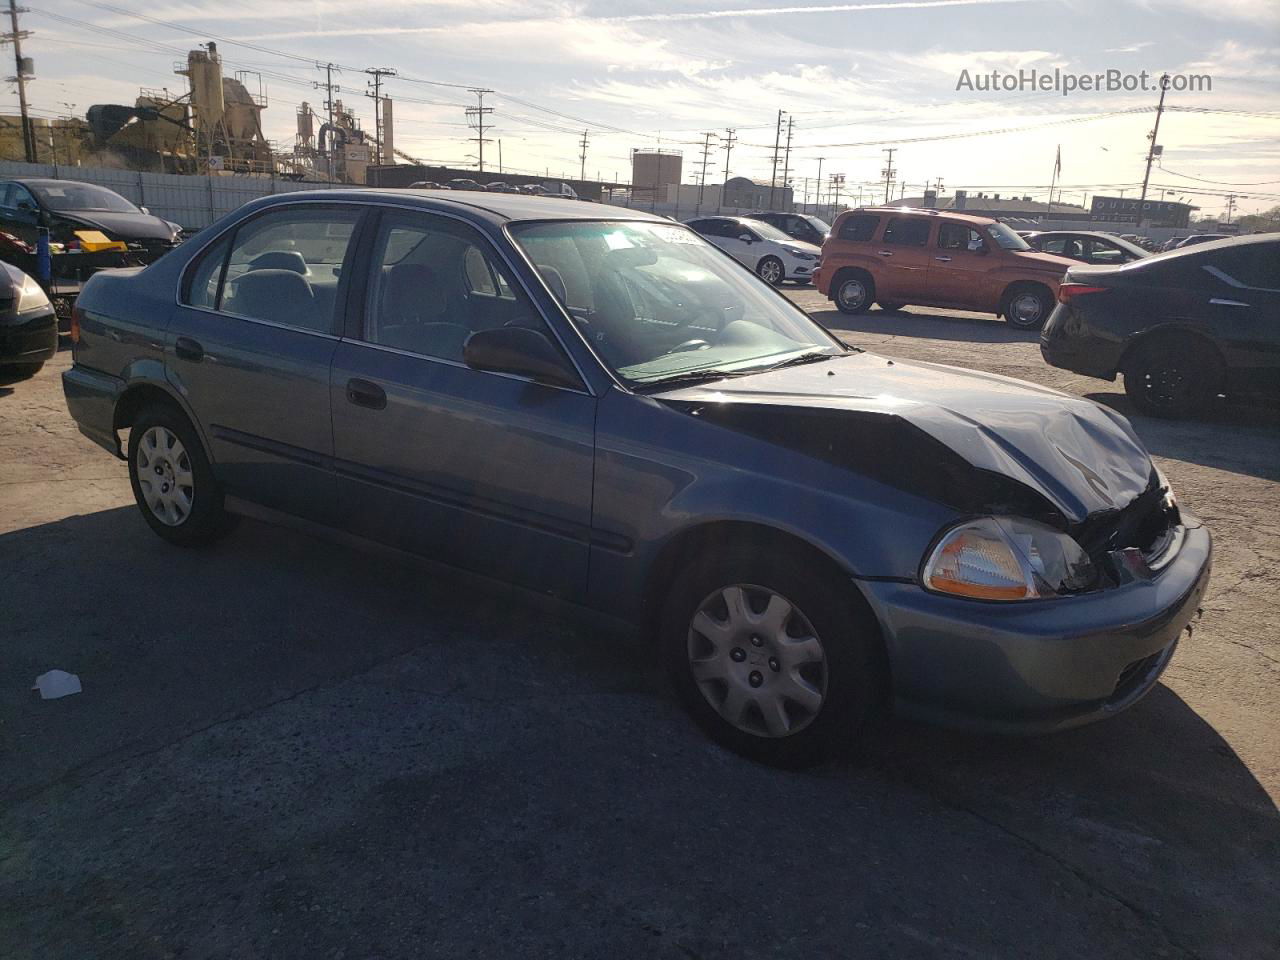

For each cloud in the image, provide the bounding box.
[1103,41,1154,53]
[612,0,1038,22]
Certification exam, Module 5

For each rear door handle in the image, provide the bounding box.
[878,250,893,257]
[346,378,387,410]
[935,256,952,262]
[174,336,204,362]
[1209,298,1249,307]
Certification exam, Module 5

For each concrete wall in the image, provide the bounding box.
[0,160,341,231]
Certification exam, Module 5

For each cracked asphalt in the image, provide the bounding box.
[2,296,1277,959]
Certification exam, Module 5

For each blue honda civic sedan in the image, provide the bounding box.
[63,190,1211,766]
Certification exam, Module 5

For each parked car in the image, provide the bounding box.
[685,215,821,285]
[1177,234,1229,248]
[1162,237,1186,252]
[63,190,1211,767]
[744,211,831,247]
[0,261,57,381]
[447,179,488,191]
[815,208,1075,328]
[1024,231,1149,265]
[1041,234,1279,418]
[408,181,443,189]
[0,178,183,262]
[485,182,521,194]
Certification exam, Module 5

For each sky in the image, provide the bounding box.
[14,0,1280,218]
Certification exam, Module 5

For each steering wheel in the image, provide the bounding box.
[668,339,711,354]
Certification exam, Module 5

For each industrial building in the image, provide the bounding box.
[630,149,682,204]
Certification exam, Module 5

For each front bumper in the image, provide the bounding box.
[785,260,818,282]
[0,309,58,366]
[860,518,1212,734]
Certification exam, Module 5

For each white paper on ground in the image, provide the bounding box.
[33,669,82,700]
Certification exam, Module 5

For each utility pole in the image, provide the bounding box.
[830,173,845,220]
[696,130,716,214]
[881,148,897,205]
[498,139,503,174]
[814,157,824,216]
[1137,73,1170,228]
[719,128,736,212]
[578,129,589,183]
[1224,194,1237,225]
[3,0,36,162]
[780,115,794,211]
[466,88,494,174]
[769,110,785,211]
[364,67,396,168]
[314,63,340,179]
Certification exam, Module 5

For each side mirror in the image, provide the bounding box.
[463,326,581,390]
[738,233,754,243]
[140,206,150,215]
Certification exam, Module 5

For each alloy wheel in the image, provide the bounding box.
[135,426,194,526]
[686,584,828,738]
[759,258,783,284]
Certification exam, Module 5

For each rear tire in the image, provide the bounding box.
[1123,336,1219,419]
[1003,283,1054,329]
[127,404,235,547]
[660,544,885,768]
[833,271,874,315]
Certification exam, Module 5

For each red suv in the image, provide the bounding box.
[814,208,1076,329]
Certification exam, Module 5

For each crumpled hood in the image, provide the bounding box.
[655,352,1153,523]
[54,211,175,241]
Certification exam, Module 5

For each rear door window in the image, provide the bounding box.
[218,206,361,333]
[882,217,931,246]
[938,222,985,251]
[1206,246,1280,289]
[837,214,879,242]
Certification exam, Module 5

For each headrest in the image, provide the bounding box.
[249,250,309,274]
[230,269,316,329]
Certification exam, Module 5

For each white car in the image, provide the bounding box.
[684,215,821,285]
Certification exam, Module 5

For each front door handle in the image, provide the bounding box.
[174,336,204,362]
[1209,298,1249,307]
[935,256,952,262]
[346,378,387,410]
[878,250,893,257]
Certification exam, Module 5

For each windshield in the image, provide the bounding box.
[744,219,794,243]
[30,183,141,214]
[803,216,832,235]
[986,222,1031,251]
[510,220,844,386]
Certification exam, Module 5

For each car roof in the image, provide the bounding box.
[255,188,668,225]
[846,206,999,227]
[1030,230,1129,240]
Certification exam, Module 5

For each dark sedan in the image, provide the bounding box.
[1042,234,1279,418]
[63,190,1210,766]
[745,211,831,246]
[1025,230,1148,265]
[0,178,183,262]
[0,261,58,380]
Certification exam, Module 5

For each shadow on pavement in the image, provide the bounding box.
[2,504,1277,957]
[814,305,1041,344]
[1088,392,1280,482]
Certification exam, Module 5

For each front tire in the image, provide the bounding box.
[1123,337,1219,419]
[756,255,784,286]
[127,404,235,547]
[661,546,885,768]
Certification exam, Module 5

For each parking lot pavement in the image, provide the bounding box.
[2,320,1277,959]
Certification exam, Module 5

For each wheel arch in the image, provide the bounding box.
[1117,324,1226,382]
[641,519,869,634]
[997,278,1053,318]
[113,379,214,464]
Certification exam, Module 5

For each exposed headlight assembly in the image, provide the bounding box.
[922,517,1096,601]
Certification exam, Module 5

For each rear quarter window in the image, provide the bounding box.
[837,214,879,242]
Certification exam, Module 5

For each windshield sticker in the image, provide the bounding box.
[648,225,698,245]
[604,231,635,251]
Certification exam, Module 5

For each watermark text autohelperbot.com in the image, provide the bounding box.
[956,69,1211,96]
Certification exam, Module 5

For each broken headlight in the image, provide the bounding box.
[922,517,1096,601]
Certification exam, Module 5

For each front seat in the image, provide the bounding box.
[248,250,309,275]
[228,269,319,330]
[378,263,471,359]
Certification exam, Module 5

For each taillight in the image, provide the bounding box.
[70,304,83,343]
[1057,283,1109,304]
